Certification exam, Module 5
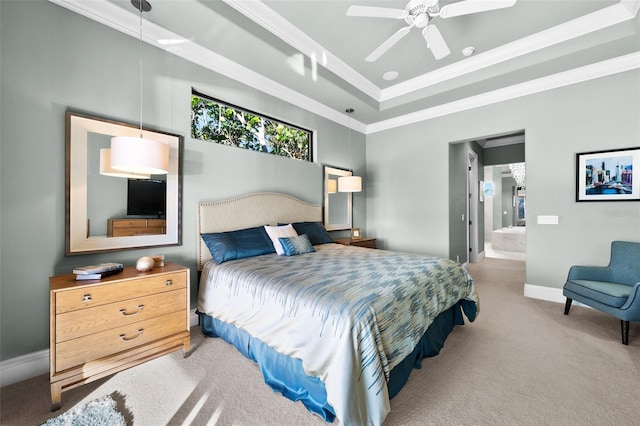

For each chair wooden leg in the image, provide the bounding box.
[564,298,572,315]
[621,320,629,345]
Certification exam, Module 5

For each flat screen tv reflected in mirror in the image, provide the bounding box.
[127,179,166,217]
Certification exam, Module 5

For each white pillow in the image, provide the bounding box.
[264,224,298,255]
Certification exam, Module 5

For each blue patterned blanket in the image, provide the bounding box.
[198,243,478,425]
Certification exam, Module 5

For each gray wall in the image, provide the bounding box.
[367,69,640,288]
[0,2,365,360]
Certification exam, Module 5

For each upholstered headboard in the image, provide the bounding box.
[196,192,322,270]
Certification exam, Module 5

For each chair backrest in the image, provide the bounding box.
[609,241,640,285]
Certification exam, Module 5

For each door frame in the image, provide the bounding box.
[467,151,479,263]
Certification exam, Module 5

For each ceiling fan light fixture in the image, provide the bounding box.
[349,0,518,62]
[414,13,430,28]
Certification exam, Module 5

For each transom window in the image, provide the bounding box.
[191,90,312,162]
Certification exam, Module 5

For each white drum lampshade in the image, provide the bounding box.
[100,148,150,179]
[327,179,337,194]
[110,136,169,175]
[338,175,362,192]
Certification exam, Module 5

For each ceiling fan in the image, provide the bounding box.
[347,0,517,61]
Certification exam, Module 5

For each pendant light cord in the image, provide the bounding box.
[138,1,143,138]
[346,108,354,168]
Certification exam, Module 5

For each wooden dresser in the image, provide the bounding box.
[49,262,190,410]
[334,237,377,249]
[107,218,166,237]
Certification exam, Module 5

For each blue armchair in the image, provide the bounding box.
[563,241,640,345]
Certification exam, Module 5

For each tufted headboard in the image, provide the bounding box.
[196,192,322,270]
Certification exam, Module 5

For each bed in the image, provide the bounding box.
[197,192,478,425]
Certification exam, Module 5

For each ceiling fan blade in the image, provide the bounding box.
[347,5,406,19]
[422,25,450,60]
[365,26,411,62]
[439,0,517,19]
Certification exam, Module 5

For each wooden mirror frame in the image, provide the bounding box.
[323,165,353,231]
[65,111,182,254]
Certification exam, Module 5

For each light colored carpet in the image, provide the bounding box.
[1,257,639,425]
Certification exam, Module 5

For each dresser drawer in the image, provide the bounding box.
[110,219,148,228]
[56,288,186,342]
[110,227,165,237]
[55,310,186,372]
[55,271,186,314]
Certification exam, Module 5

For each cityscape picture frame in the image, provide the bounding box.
[576,147,639,202]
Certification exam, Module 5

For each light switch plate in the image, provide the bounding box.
[538,215,559,225]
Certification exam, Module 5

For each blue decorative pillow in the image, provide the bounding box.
[201,226,275,264]
[282,222,334,245]
[278,234,316,256]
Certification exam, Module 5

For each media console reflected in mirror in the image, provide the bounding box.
[66,111,182,254]
[323,165,352,231]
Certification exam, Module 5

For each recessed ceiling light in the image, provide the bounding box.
[383,71,399,81]
[462,46,476,57]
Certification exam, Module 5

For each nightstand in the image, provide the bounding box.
[49,262,190,411]
[334,237,377,249]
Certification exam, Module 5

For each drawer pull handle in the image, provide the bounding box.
[119,329,144,342]
[165,279,173,286]
[82,294,92,303]
[119,305,144,317]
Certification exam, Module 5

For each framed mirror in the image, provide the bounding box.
[66,111,182,254]
[323,165,352,231]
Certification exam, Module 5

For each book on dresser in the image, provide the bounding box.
[75,268,124,280]
[72,262,123,275]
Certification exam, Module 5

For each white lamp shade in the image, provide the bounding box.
[99,149,150,179]
[111,136,169,175]
[327,179,337,194]
[338,175,362,192]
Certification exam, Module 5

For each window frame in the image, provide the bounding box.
[191,89,314,163]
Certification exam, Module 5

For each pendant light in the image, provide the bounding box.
[109,0,169,176]
[99,148,150,179]
[338,108,362,192]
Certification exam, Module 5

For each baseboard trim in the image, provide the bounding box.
[1,308,201,388]
[0,349,49,388]
[524,283,590,307]
[524,283,565,303]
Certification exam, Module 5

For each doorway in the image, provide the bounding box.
[483,163,526,261]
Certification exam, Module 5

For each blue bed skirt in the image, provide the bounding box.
[199,299,475,423]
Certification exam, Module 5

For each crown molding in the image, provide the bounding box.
[366,52,640,134]
[47,0,368,133]
[222,0,381,101]
[48,0,639,136]
[380,0,640,102]
[219,1,640,105]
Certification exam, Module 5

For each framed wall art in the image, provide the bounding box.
[576,147,639,202]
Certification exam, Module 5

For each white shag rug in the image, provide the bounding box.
[42,394,125,426]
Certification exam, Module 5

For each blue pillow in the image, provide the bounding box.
[282,222,334,245]
[201,226,275,264]
[278,234,316,256]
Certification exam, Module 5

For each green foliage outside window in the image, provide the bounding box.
[191,94,311,161]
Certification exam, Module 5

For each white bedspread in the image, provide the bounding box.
[198,243,478,425]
